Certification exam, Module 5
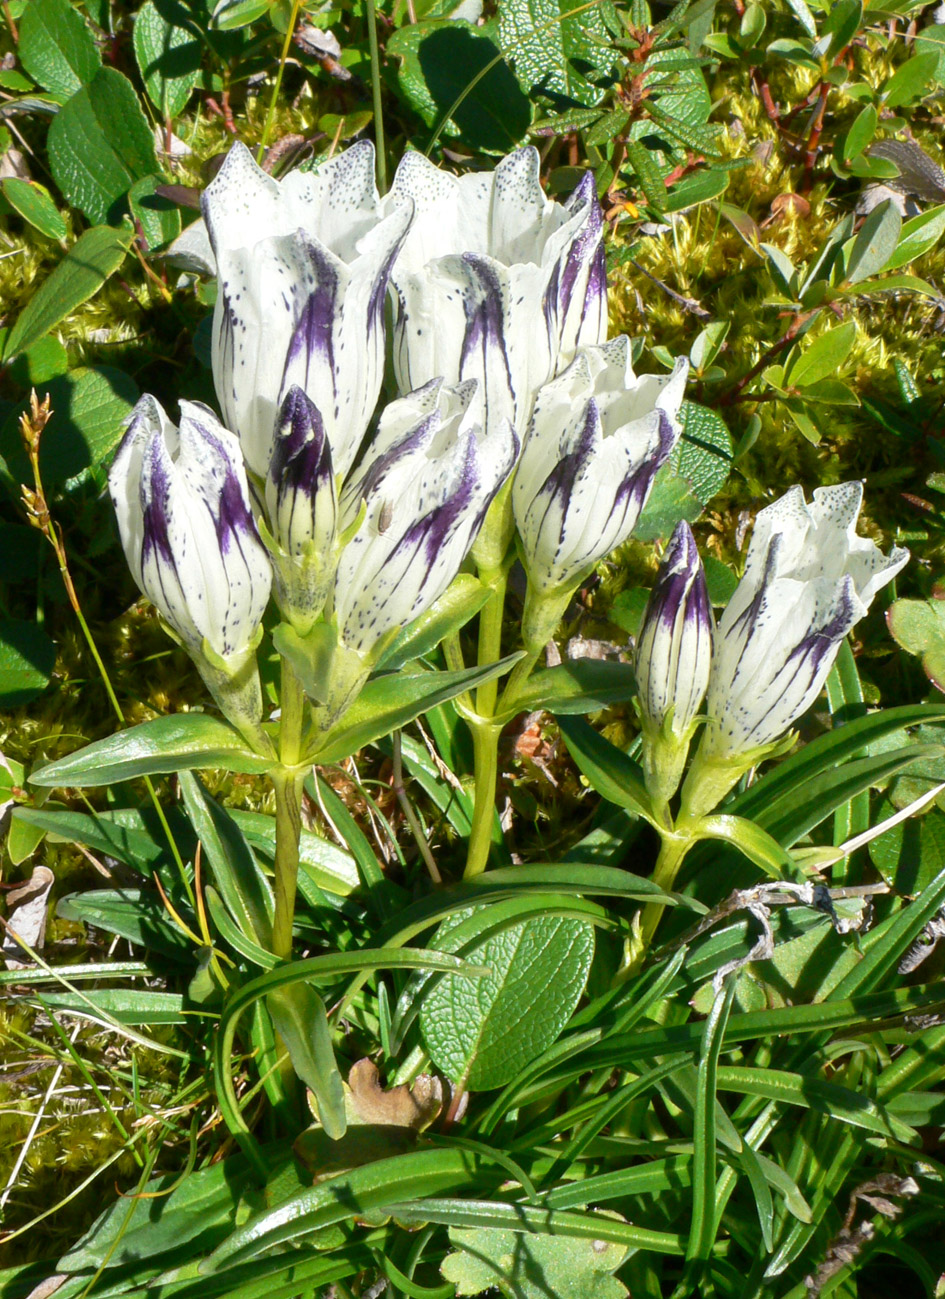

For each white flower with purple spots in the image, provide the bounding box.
[109,395,272,663]
[513,337,688,596]
[331,379,518,656]
[702,482,909,759]
[636,521,713,739]
[385,147,607,437]
[202,140,411,480]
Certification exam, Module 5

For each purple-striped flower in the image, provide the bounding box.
[636,521,713,739]
[513,337,688,596]
[265,386,339,631]
[385,147,606,436]
[202,140,411,480]
[703,482,909,758]
[109,396,272,662]
[331,379,518,655]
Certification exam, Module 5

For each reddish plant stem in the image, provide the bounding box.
[800,82,829,192]
[719,312,814,408]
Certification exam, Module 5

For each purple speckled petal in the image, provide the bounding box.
[109,394,271,661]
[457,253,516,425]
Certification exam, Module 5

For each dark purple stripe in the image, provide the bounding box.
[531,401,600,541]
[185,414,259,558]
[140,436,175,570]
[357,412,441,503]
[612,409,677,518]
[459,254,515,416]
[282,237,339,395]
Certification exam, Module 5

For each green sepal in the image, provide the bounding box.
[273,618,365,712]
[681,732,797,819]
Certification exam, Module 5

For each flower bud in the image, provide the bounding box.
[682,482,909,817]
[635,521,713,809]
[265,386,338,631]
[636,521,713,738]
[109,396,273,745]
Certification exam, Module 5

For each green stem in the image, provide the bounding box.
[463,570,509,879]
[257,0,303,161]
[272,661,306,960]
[624,830,694,974]
[365,0,387,194]
[465,720,502,880]
[475,568,508,720]
[497,645,542,714]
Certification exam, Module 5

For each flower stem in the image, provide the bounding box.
[258,0,303,161]
[272,660,306,960]
[475,567,508,719]
[465,720,502,879]
[365,0,387,194]
[623,830,694,974]
[463,569,508,879]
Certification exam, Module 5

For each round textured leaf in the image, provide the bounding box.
[1,177,68,240]
[419,908,594,1090]
[129,175,181,252]
[387,20,531,153]
[18,0,101,100]
[673,400,734,503]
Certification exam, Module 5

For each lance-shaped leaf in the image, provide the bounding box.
[514,338,688,595]
[203,140,410,478]
[702,482,909,759]
[29,715,272,788]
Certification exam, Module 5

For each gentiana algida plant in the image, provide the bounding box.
[8,139,945,1299]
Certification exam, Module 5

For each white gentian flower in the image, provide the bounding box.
[109,395,272,664]
[636,521,713,739]
[331,379,518,656]
[702,482,909,759]
[513,337,688,597]
[265,386,339,632]
[385,147,607,435]
[202,140,411,479]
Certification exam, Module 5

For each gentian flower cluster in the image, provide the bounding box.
[109,138,907,814]
[109,141,629,735]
